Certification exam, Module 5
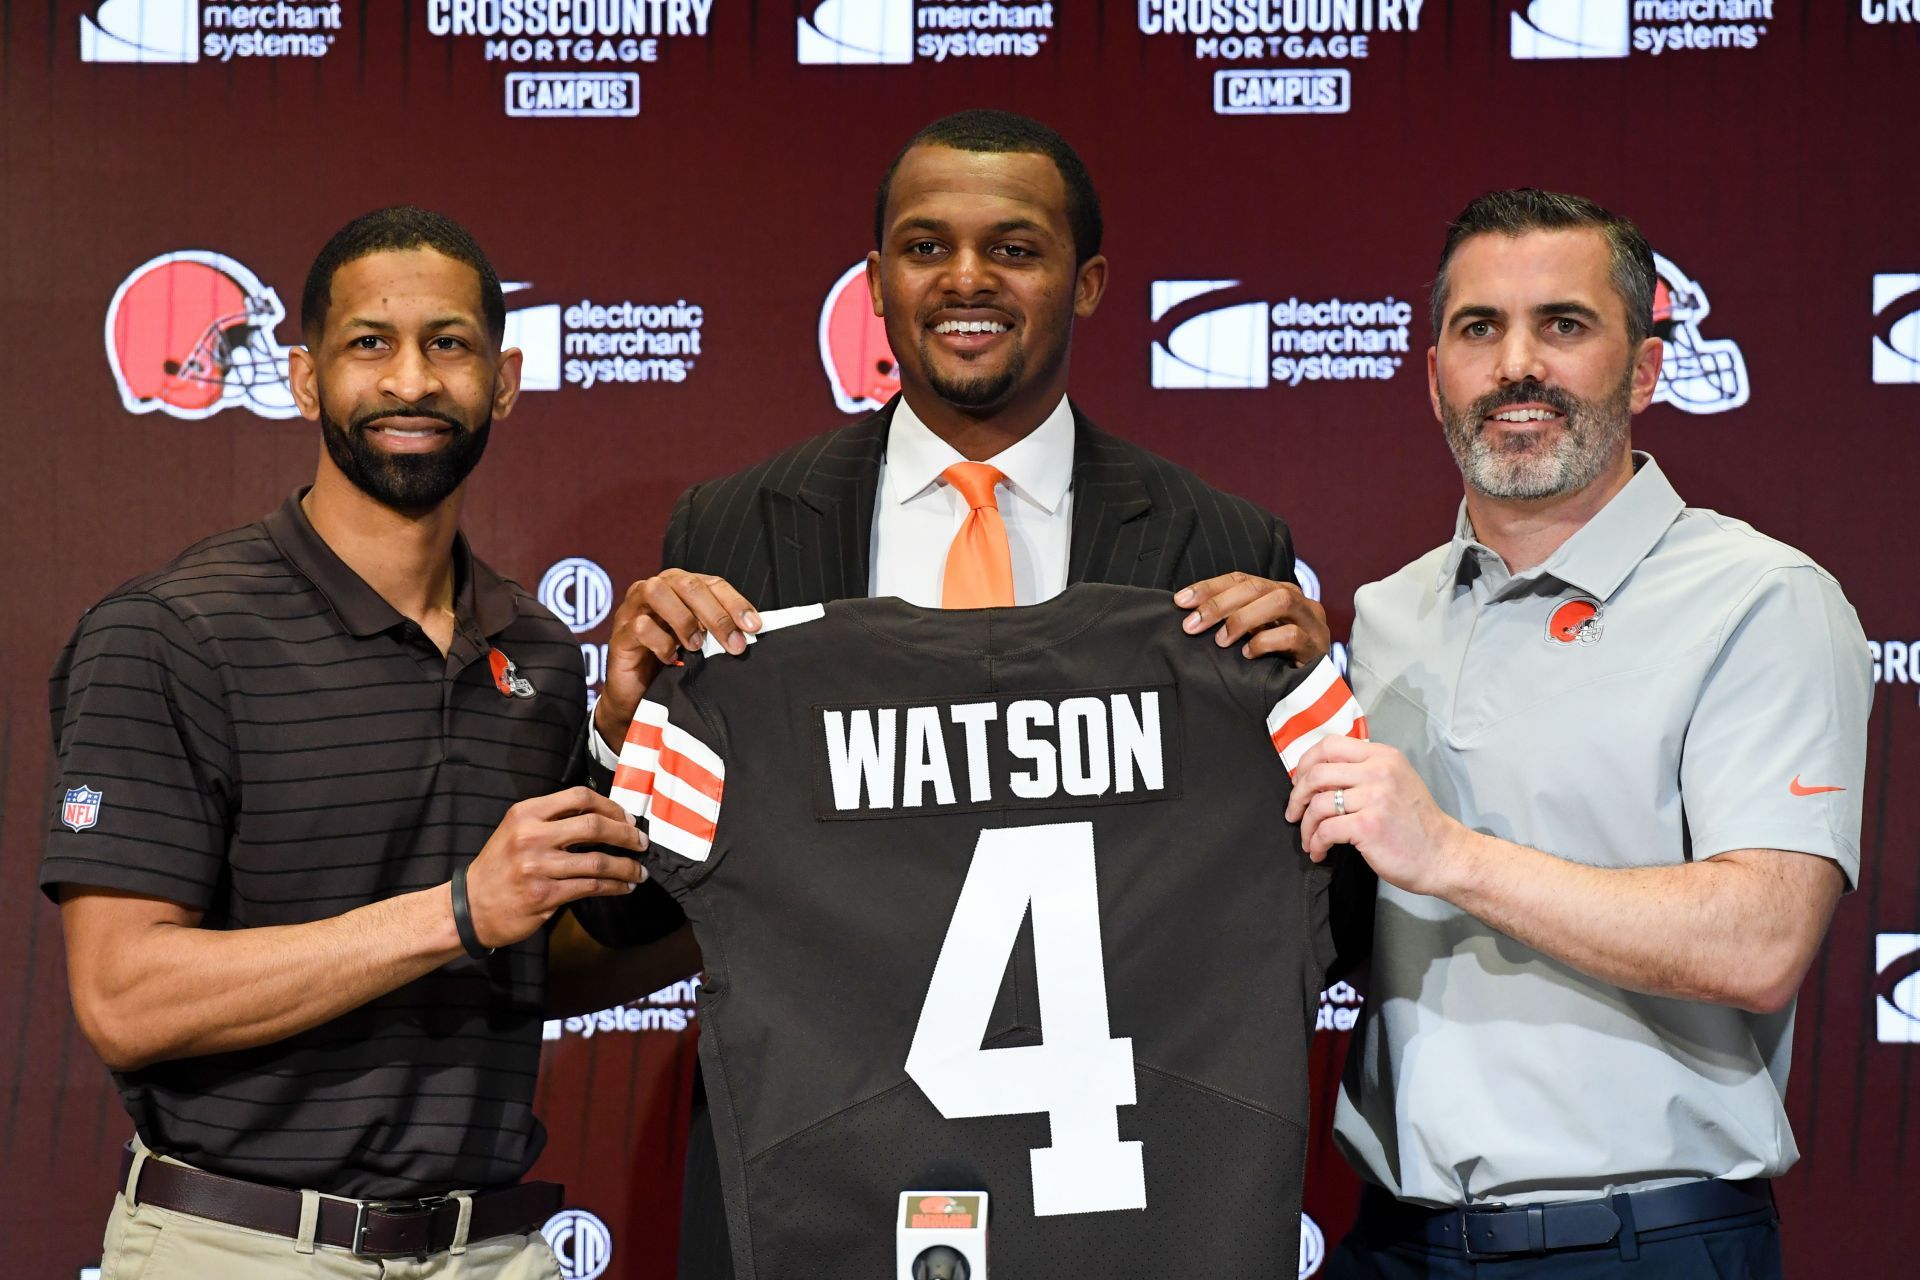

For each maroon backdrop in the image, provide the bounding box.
[4,3,1917,1276]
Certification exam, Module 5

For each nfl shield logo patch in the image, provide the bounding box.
[61,785,103,833]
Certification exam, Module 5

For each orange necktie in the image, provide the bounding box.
[941,462,1015,609]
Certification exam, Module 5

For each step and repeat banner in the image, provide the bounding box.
[2,2,1916,1276]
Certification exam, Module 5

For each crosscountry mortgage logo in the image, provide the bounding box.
[539,559,614,634]
[504,71,639,117]
[541,1208,613,1280]
[797,0,1053,64]
[1510,0,1772,59]
[1214,68,1351,115]
[1872,274,1920,384]
[105,251,300,421]
[1299,1211,1326,1277]
[1150,281,1411,390]
[1876,934,1920,1044]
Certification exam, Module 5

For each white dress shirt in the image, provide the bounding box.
[870,395,1075,607]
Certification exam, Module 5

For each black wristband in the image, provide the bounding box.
[451,861,494,960]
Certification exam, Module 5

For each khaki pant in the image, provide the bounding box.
[99,1142,561,1279]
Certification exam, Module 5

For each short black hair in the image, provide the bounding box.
[874,109,1104,266]
[301,206,504,344]
[1431,188,1657,347]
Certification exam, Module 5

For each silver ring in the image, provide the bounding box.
[1333,788,1346,816]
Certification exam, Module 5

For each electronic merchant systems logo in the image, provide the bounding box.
[541,1208,613,1280]
[81,0,343,64]
[796,0,1054,64]
[1299,1211,1327,1278]
[1510,0,1774,59]
[1876,934,1920,1044]
[500,283,706,392]
[1150,280,1412,390]
[1873,274,1920,384]
[105,251,300,420]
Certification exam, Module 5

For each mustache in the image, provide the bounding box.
[350,405,467,432]
[1469,379,1576,422]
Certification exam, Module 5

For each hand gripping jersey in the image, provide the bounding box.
[610,584,1366,1278]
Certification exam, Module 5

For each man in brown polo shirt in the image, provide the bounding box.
[42,207,689,1276]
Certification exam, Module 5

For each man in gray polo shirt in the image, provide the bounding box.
[1289,190,1870,1278]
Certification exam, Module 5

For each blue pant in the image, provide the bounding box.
[1324,1204,1782,1278]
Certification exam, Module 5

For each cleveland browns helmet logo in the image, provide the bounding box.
[105,250,300,420]
[818,261,900,414]
[1546,596,1604,646]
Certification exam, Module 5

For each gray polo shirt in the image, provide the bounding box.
[1333,454,1870,1207]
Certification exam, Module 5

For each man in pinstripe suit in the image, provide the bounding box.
[587,110,1332,1279]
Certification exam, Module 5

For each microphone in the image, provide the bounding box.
[897,1191,988,1280]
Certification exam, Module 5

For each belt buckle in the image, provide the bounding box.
[1461,1203,1547,1257]
[350,1196,446,1258]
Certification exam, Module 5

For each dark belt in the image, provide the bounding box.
[119,1144,563,1258]
[1360,1178,1775,1257]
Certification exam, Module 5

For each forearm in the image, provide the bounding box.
[77,885,462,1071]
[546,917,702,1019]
[1442,832,1831,1013]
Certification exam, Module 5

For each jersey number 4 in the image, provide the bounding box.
[904,821,1147,1217]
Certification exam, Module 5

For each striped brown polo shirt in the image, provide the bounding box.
[40,491,586,1198]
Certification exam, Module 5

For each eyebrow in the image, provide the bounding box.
[893,216,1051,239]
[1446,300,1607,328]
[341,315,476,333]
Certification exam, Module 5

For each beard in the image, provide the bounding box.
[922,336,1027,408]
[1439,368,1633,501]
[320,401,491,513]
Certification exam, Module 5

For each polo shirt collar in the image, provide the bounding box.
[264,489,518,639]
[884,395,1075,514]
[1434,452,1686,601]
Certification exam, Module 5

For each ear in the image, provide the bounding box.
[1073,254,1108,319]
[1426,346,1442,423]
[865,251,884,317]
[289,344,321,422]
[492,345,524,421]
[1627,335,1663,413]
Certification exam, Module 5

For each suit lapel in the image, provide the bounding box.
[1069,410,1193,588]
[764,401,892,605]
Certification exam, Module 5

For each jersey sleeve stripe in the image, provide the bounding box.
[658,742,725,803]
[1267,659,1369,774]
[615,698,725,849]
[659,721,725,791]
[653,770,721,824]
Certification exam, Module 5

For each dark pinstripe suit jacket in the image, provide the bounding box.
[660,398,1296,602]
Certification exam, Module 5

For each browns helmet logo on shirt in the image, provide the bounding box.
[1546,596,1604,646]
[489,649,537,698]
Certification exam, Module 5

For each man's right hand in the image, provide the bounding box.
[462,787,650,949]
[595,569,760,749]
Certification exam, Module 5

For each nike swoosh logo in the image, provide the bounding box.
[1790,776,1845,797]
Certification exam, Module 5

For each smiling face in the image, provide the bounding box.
[1429,228,1661,502]
[291,247,520,513]
[867,145,1106,428]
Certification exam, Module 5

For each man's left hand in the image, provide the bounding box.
[1176,573,1330,665]
[1286,735,1473,900]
